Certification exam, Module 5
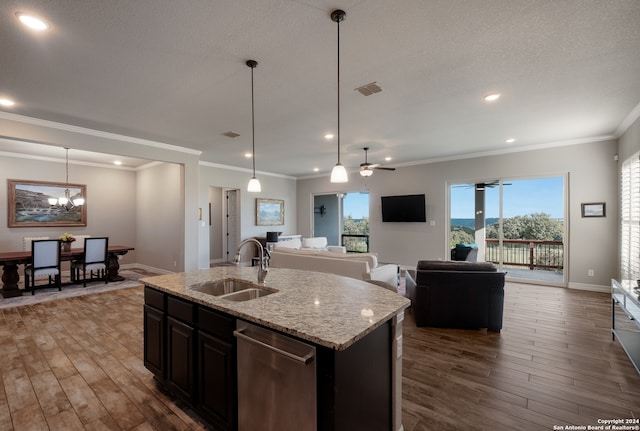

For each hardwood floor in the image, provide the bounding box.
[402,283,640,431]
[0,281,639,430]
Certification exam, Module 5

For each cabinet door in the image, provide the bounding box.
[167,316,196,403]
[198,331,236,431]
[143,305,164,378]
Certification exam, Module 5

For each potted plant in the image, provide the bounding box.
[59,233,76,252]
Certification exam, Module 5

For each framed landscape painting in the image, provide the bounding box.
[7,179,87,227]
[581,202,605,218]
[256,198,284,226]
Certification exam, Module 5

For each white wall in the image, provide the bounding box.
[297,139,619,289]
[198,163,297,268]
[0,154,137,265]
[619,115,640,162]
[136,163,184,271]
[0,113,201,271]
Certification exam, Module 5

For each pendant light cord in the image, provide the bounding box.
[336,13,341,165]
[250,65,256,176]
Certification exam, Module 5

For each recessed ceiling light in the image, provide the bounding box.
[0,98,16,107]
[313,167,319,172]
[385,156,392,162]
[324,134,334,140]
[505,138,516,144]
[114,160,123,166]
[16,12,49,31]
[484,93,501,102]
[244,152,252,158]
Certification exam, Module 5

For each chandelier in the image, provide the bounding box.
[48,147,85,210]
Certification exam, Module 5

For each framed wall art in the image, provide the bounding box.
[7,179,87,227]
[256,198,284,226]
[581,202,605,218]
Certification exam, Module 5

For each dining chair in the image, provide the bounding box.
[24,239,62,295]
[71,237,109,287]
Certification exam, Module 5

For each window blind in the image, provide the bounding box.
[621,152,640,281]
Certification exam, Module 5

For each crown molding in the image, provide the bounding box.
[0,111,202,156]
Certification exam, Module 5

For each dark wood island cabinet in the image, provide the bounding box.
[142,267,410,431]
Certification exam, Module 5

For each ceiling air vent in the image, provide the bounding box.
[222,131,240,138]
[354,82,382,96]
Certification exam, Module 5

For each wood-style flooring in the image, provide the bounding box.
[402,283,640,430]
[0,281,639,430]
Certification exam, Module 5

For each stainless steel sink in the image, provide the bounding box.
[220,288,275,301]
[191,278,276,301]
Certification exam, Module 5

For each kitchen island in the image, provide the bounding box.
[141,266,410,431]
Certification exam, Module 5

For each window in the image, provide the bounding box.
[621,152,640,281]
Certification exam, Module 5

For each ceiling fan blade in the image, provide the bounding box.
[374,166,395,171]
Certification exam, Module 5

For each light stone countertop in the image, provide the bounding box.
[141,266,411,351]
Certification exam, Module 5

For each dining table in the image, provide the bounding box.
[0,245,135,298]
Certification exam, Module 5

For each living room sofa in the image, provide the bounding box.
[269,246,399,290]
[406,260,505,331]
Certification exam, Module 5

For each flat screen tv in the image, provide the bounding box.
[381,194,426,222]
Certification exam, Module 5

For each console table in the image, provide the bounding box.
[611,279,640,373]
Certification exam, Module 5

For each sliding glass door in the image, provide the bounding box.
[450,176,566,285]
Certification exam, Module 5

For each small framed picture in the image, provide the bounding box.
[581,202,606,218]
[256,198,284,226]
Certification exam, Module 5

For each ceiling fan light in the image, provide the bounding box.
[359,168,373,177]
[247,176,261,192]
[330,163,348,183]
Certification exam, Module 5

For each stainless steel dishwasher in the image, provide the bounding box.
[234,320,317,431]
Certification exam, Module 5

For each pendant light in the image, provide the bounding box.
[330,9,348,183]
[48,147,85,209]
[246,59,262,193]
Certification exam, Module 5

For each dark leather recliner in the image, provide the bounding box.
[406,260,505,332]
[451,244,478,261]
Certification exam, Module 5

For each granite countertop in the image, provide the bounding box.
[141,266,410,351]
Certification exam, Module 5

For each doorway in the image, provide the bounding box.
[224,189,240,264]
[313,191,369,250]
[449,176,566,285]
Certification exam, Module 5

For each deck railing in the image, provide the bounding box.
[485,239,563,271]
[341,234,369,253]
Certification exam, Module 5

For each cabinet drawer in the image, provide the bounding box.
[144,287,165,311]
[199,307,234,341]
[168,295,196,324]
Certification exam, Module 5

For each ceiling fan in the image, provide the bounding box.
[453,181,512,190]
[359,147,396,177]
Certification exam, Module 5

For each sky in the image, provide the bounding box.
[450,177,564,219]
[343,192,369,219]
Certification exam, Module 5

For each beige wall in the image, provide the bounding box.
[198,163,297,268]
[297,139,619,290]
[136,163,184,271]
[0,154,138,265]
[0,113,201,271]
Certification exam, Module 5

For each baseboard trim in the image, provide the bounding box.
[120,263,173,275]
[567,281,609,293]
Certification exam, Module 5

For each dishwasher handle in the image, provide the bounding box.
[234,327,315,365]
